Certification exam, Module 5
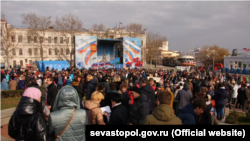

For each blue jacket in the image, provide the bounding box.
[65,79,72,86]
[1,81,9,90]
[19,80,25,89]
[214,88,227,108]
[178,102,197,125]
[70,74,74,81]
[142,72,147,78]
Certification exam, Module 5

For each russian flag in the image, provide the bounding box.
[100,63,104,66]
[105,62,110,65]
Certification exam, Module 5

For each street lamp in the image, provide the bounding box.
[212,50,215,71]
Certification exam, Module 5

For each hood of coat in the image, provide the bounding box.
[16,96,41,116]
[53,85,80,111]
[84,100,100,110]
[152,104,176,121]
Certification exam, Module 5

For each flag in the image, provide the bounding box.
[114,57,120,64]
[243,48,247,50]
[105,62,110,65]
[120,22,122,24]
[133,57,139,63]
[100,63,104,67]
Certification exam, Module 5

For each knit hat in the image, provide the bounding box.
[130,86,141,95]
[22,87,41,101]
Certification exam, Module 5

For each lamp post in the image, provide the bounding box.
[212,50,215,72]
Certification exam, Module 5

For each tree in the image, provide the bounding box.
[22,13,52,61]
[196,45,229,67]
[126,23,146,37]
[146,31,167,67]
[232,49,238,56]
[91,23,106,39]
[54,14,83,66]
[1,13,19,69]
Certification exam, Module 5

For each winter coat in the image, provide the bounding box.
[144,104,182,125]
[86,79,98,100]
[1,81,9,90]
[237,88,248,101]
[214,87,227,109]
[108,104,128,125]
[175,88,193,110]
[8,96,47,141]
[83,100,105,125]
[140,85,155,113]
[49,86,87,141]
[65,79,72,86]
[9,80,17,90]
[178,102,197,125]
[128,94,150,125]
[19,80,25,90]
[72,81,84,98]
[47,83,58,112]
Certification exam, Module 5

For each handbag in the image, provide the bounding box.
[55,108,77,140]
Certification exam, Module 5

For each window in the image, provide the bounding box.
[34,48,38,55]
[48,37,51,43]
[60,37,63,43]
[39,37,43,43]
[20,60,23,67]
[19,48,23,55]
[71,37,74,44]
[49,48,52,55]
[29,60,32,65]
[25,59,27,63]
[11,35,15,42]
[18,35,22,43]
[28,48,32,55]
[66,48,70,55]
[27,36,31,43]
[141,40,143,46]
[34,36,37,43]
[54,37,57,43]
[55,48,58,55]
[12,48,16,55]
[66,37,69,44]
[13,60,16,66]
[60,48,63,55]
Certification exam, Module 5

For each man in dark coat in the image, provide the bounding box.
[128,86,150,125]
[140,78,155,113]
[86,75,98,100]
[105,93,128,125]
[46,76,58,112]
[236,84,249,111]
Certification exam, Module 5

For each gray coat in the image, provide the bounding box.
[175,89,193,110]
[49,85,88,141]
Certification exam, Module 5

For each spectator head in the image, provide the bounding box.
[149,78,154,86]
[109,82,117,91]
[47,76,54,85]
[29,78,38,85]
[111,93,124,108]
[96,84,105,92]
[76,75,82,82]
[86,75,93,82]
[113,75,121,82]
[120,83,128,93]
[140,78,148,86]
[10,76,15,80]
[130,86,141,99]
[192,98,206,116]
[157,91,172,106]
[91,91,104,103]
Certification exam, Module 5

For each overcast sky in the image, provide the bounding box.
[1,1,250,53]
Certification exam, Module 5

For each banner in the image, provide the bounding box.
[176,66,190,71]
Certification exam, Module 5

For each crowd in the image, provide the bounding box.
[1,66,250,141]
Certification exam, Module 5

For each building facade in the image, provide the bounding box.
[224,54,250,70]
[1,20,146,69]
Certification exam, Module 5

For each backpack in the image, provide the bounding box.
[83,107,93,125]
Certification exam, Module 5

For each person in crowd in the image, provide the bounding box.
[47,76,58,112]
[48,86,87,141]
[166,88,174,108]
[86,75,98,100]
[1,79,9,91]
[128,86,150,125]
[65,76,73,86]
[178,98,206,125]
[6,73,10,83]
[24,73,31,89]
[113,75,122,91]
[214,83,227,120]
[144,91,182,125]
[232,80,238,104]
[72,75,85,109]
[175,82,193,116]
[104,93,128,125]
[109,82,117,93]
[8,86,47,141]
[98,76,109,94]
[9,76,17,90]
[19,75,26,90]
[174,83,183,98]
[83,91,105,125]
[57,74,63,89]
[117,83,131,111]
[140,78,155,113]
[236,83,249,112]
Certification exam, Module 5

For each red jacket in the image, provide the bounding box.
[128,91,134,105]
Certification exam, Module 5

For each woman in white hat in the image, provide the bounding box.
[232,80,238,104]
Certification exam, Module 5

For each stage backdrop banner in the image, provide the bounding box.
[75,36,97,69]
[123,37,142,68]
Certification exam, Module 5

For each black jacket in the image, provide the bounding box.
[196,106,212,125]
[72,81,84,98]
[47,83,58,112]
[86,79,98,100]
[128,94,150,125]
[8,97,47,141]
[108,104,128,125]
[140,85,155,113]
